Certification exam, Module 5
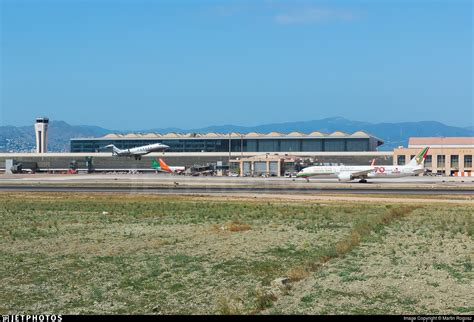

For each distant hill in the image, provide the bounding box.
[1,117,473,152]
[464,125,474,132]
[152,117,474,151]
[0,121,111,152]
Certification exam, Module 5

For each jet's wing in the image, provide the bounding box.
[132,151,150,156]
[349,168,374,178]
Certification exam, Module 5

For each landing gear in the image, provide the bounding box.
[134,156,142,160]
[358,179,368,183]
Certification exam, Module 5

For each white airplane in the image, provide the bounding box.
[151,158,186,174]
[297,147,430,183]
[104,143,169,160]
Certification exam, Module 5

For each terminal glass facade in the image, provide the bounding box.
[71,137,377,153]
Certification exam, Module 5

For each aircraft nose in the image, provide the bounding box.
[162,144,170,150]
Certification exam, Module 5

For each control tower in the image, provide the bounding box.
[34,117,49,153]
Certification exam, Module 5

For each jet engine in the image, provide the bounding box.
[337,172,353,182]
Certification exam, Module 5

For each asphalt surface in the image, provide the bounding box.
[2,173,474,184]
[1,185,473,195]
[1,173,473,195]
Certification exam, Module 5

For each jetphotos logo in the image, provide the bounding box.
[2,316,62,322]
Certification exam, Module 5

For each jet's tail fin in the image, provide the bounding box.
[105,144,121,155]
[159,158,172,173]
[408,147,430,167]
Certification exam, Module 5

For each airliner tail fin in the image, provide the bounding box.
[159,158,172,173]
[151,159,160,169]
[408,147,430,167]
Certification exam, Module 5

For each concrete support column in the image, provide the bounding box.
[431,154,437,174]
[459,155,464,173]
[445,154,450,176]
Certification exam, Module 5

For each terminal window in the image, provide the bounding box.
[450,155,459,168]
[324,139,345,152]
[425,155,432,167]
[258,140,279,152]
[280,140,301,152]
[464,155,472,168]
[301,139,323,152]
[397,155,406,165]
[437,155,445,168]
[246,140,258,152]
[346,139,369,151]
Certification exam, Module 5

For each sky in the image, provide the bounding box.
[1,0,472,130]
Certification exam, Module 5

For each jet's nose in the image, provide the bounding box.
[162,144,170,150]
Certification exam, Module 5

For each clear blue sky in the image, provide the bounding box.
[1,0,472,130]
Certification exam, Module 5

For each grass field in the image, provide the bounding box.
[0,192,472,314]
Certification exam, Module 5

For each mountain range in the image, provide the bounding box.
[1,117,472,152]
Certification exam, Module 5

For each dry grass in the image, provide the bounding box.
[254,288,278,312]
[217,297,242,315]
[287,266,310,282]
[267,204,473,315]
[213,221,252,232]
[243,205,422,313]
[0,193,469,315]
[341,206,420,253]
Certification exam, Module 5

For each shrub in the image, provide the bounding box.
[287,266,310,282]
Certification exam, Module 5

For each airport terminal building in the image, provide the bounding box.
[4,127,472,177]
[70,131,384,153]
[394,137,473,176]
[0,130,390,175]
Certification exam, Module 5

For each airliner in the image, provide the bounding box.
[151,158,186,174]
[297,147,430,183]
[105,143,169,160]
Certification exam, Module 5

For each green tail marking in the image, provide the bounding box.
[151,160,160,168]
[415,147,429,165]
[416,147,428,159]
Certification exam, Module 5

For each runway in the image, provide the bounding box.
[0,184,473,195]
[2,173,474,184]
[0,174,474,196]
[0,173,473,196]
